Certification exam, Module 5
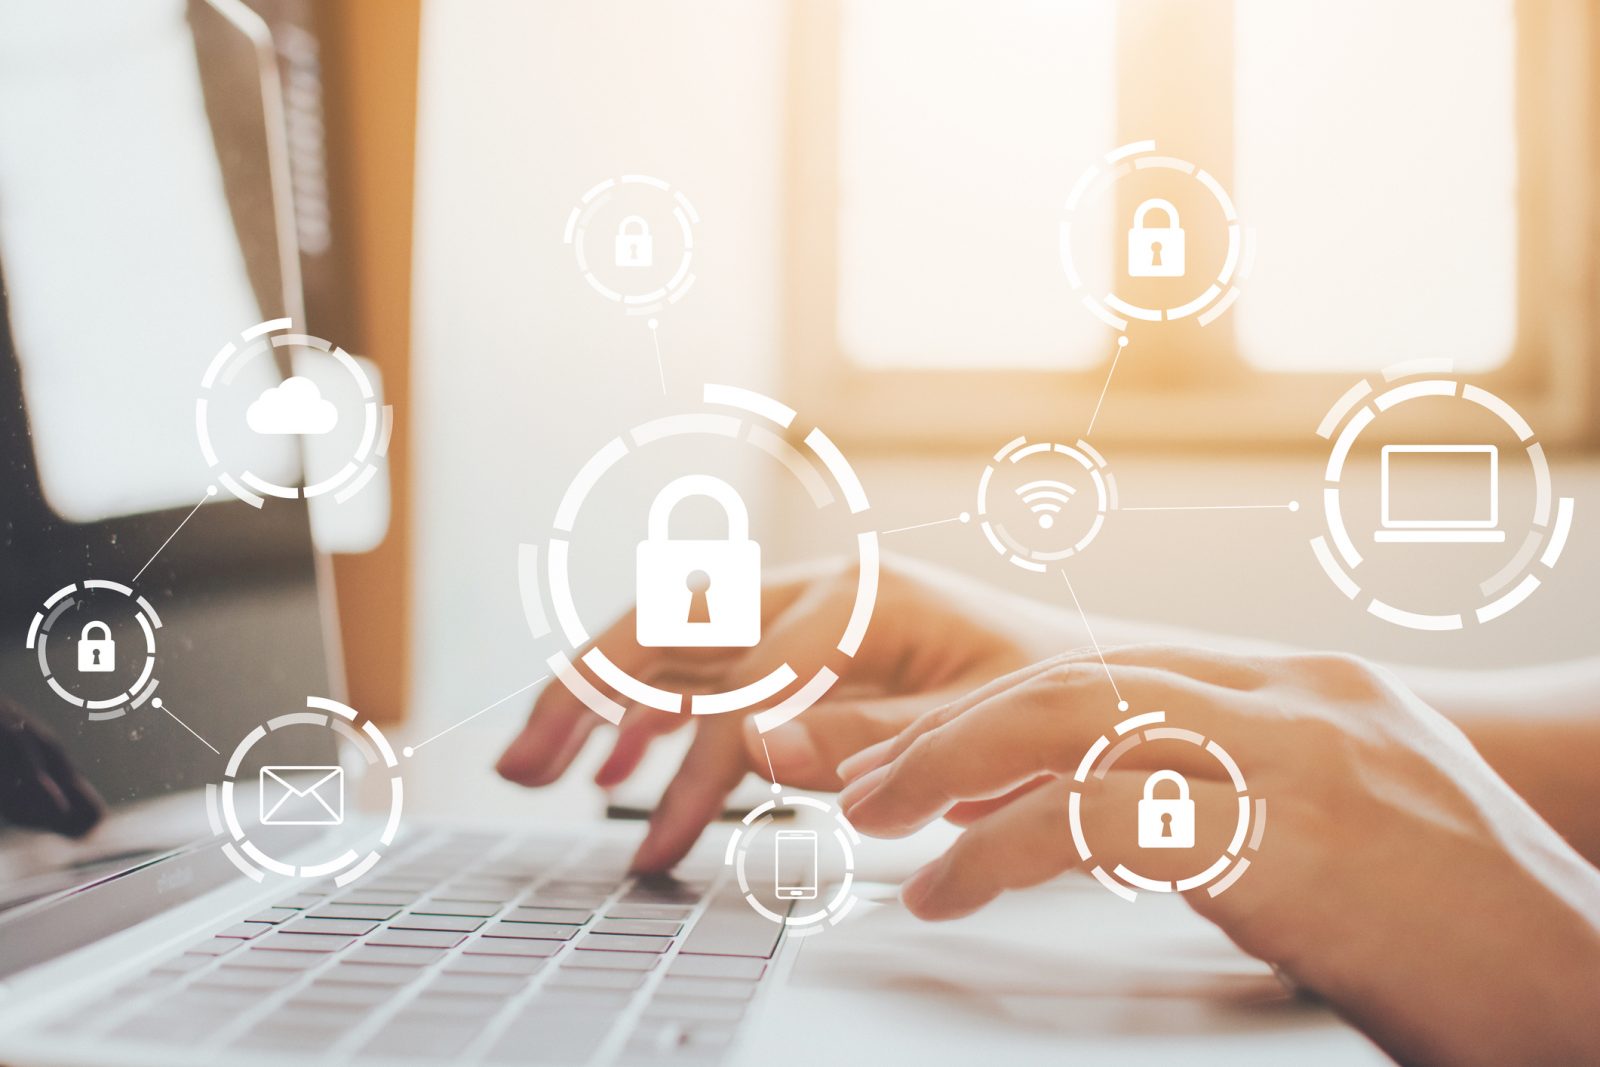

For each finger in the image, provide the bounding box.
[1099,643,1271,691]
[720,570,858,702]
[593,705,687,788]
[943,775,1052,827]
[835,653,1075,783]
[630,718,750,873]
[34,729,104,837]
[844,662,1231,838]
[900,780,1081,921]
[744,688,967,790]
[496,682,603,787]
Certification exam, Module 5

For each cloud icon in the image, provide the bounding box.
[246,376,339,436]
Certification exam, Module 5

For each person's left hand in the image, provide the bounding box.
[0,697,103,838]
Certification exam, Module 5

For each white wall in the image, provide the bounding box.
[410,1,1598,756]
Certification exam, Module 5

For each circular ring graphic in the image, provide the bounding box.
[1310,361,1576,630]
[725,793,860,934]
[976,436,1117,571]
[25,581,162,721]
[206,696,404,885]
[197,319,393,507]
[1068,709,1261,902]
[564,175,700,315]
[1058,140,1252,330]
[520,384,877,733]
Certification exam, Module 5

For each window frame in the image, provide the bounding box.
[783,0,1599,450]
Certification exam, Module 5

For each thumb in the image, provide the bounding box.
[741,690,955,791]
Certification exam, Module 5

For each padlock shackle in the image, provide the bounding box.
[647,475,750,543]
[1142,769,1189,801]
[617,215,650,236]
[1132,198,1180,230]
[81,621,112,641]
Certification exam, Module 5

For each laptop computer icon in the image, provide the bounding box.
[1374,444,1507,543]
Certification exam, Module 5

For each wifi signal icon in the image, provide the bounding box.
[1017,479,1076,529]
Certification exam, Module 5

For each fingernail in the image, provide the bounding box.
[838,762,890,814]
[761,724,820,781]
[837,738,894,783]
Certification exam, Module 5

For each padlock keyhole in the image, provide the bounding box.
[1159,812,1173,837]
[1150,241,1163,267]
[91,649,102,666]
[685,570,712,624]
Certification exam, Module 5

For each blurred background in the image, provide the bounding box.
[5,0,1598,769]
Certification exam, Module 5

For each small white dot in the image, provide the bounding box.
[1117,700,1129,711]
[402,746,414,758]
[151,697,163,709]
[647,318,659,330]
[1038,514,1053,529]
[1117,335,1129,348]
[1288,500,1300,512]
[958,512,971,523]
[206,485,218,497]
[770,782,782,794]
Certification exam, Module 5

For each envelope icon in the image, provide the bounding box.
[260,766,344,826]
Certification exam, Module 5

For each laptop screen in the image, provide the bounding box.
[0,0,336,914]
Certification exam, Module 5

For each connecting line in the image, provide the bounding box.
[151,698,220,755]
[131,487,218,584]
[1126,505,1299,511]
[1059,571,1127,712]
[879,512,971,537]
[403,676,549,757]
[757,735,780,785]
[647,318,666,396]
[1084,334,1130,438]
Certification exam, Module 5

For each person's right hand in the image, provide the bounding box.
[496,555,1075,872]
[0,697,103,838]
[837,646,1600,1067]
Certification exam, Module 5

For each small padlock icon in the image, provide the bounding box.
[614,216,654,268]
[77,621,115,673]
[635,475,761,648]
[1127,198,1185,278]
[1137,770,1195,849]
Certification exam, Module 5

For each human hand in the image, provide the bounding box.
[496,555,1066,871]
[837,646,1600,1066]
[0,697,103,838]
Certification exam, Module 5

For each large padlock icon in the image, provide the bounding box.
[1137,770,1195,848]
[1127,198,1185,277]
[635,475,761,648]
[614,216,654,268]
[77,621,115,673]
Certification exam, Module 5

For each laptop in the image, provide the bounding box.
[1374,444,1506,544]
[0,3,1388,1064]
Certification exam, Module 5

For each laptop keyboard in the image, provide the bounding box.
[48,829,787,1064]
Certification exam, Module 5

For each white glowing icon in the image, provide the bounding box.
[1016,479,1076,529]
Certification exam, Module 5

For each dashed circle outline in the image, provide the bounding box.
[563,175,699,316]
[197,318,393,508]
[524,384,878,733]
[24,580,162,721]
[1067,709,1262,902]
[1058,139,1252,330]
[976,436,1118,571]
[206,696,404,886]
[1310,360,1576,631]
[725,793,860,934]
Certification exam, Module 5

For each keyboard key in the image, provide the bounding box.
[593,918,682,937]
[505,906,592,925]
[642,997,748,1023]
[391,913,483,933]
[246,907,302,925]
[348,945,448,967]
[669,955,766,980]
[288,983,392,1007]
[656,976,758,1001]
[185,937,244,957]
[483,921,579,941]
[256,932,356,953]
[415,899,503,918]
[407,992,505,1017]
[545,967,645,991]
[235,947,327,970]
[605,904,693,922]
[309,903,402,922]
[424,972,526,996]
[201,965,303,990]
[361,1020,480,1060]
[272,893,326,910]
[576,933,673,954]
[367,928,466,950]
[462,937,562,958]
[562,951,659,972]
[319,963,420,986]
[679,895,783,958]
[336,889,415,907]
[284,917,380,938]
[446,954,547,976]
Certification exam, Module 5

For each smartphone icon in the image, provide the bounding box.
[775,829,818,900]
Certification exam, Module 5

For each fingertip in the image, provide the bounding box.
[836,737,894,783]
[837,761,890,815]
[759,723,821,784]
